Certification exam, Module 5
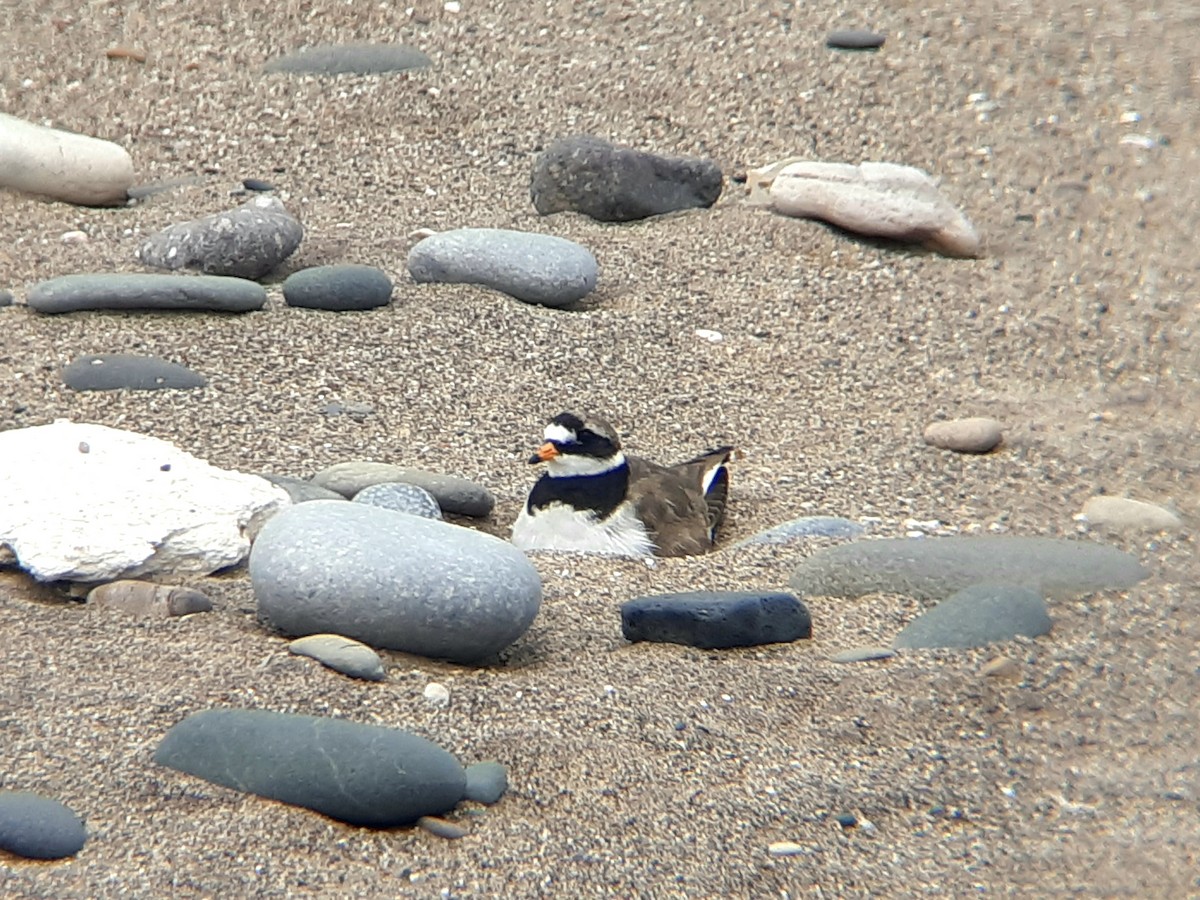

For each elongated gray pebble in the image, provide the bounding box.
[63,354,207,391]
[288,633,386,681]
[735,516,864,547]
[826,29,886,50]
[0,791,87,860]
[831,646,896,663]
[264,44,431,75]
[622,590,812,649]
[417,815,468,839]
[893,584,1052,649]
[26,273,267,314]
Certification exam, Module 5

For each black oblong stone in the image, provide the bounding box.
[826,29,886,50]
[0,791,87,860]
[621,590,812,649]
[154,709,466,827]
[282,264,394,311]
[62,354,207,391]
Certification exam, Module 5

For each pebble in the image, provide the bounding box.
[835,812,859,828]
[423,682,451,707]
[250,501,541,663]
[242,177,275,192]
[0,791,86,860]
[789,536,1147,601]
[283,264,394,311]
[62,353,207,391]
[26,273,267,314]
[417,815,468,839]
[354,482,443,519]
[408,228,598,308]
[0,111,133,206]
[830,646,895,663]
[767,841,805,857]
[463,762,508,804]
[981,655,1020,679]
[734,515,864,547]
[0,289,13,307]
[312,461,495,517]
[263,43,431,75]
[1079,496,1183,532]
[154,708,467,827]
[261,474,348,504]
[621,590,812,649]
[289,633,387,681]
[748,158,980,258]
[826,29,886,50]
[923,417,1003,453]
[137,196,303,280]
[530,135,724,222]
[893,584,1052,649]
[87,580,213,617]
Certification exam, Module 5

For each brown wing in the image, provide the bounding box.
[627,447,734,557]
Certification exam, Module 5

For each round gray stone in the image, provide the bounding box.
[408,228,598,308]
[25,273,266,314]
[893,584,1052,649]
[353,482,443,520]
[312,461,494,517]
[62,353,207,391]
[264,43,431,75]
[249,501,541,663]
[289,633,386,681]
[0,790,87,860]
[283,264,394,311]
[464,761,509,804]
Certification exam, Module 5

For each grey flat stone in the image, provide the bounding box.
[264,43,432,75]
[531,135,723,222]
[62,353,207,391]
[464,762,509,804]
[0,791,87,860]
[250,501,540,663]
[894,584,1052,649]
[137,196,303,280]
[26,273,266,313]
[408,228,597,308]
[283,264,394,311]
[353,482,443,519]
[621,590,812,649]
[261,474,348,504]
[154,709,466,827]
[1080,496,1183,532]
[289,633,386,681]
[830,646,896,663]
[826,29,886,50]
[789,536,1147,601]
[312,461,494,517]
[735,515,864,547]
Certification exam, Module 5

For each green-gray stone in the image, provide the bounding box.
[894,584,1052,649]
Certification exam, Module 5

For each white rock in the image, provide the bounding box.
[0,421,289,582]
[1080,496,1182,532]
[0,112,134,206]
[424,682,451,707]
[747,158,981,258]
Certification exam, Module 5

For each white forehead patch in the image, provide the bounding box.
[544,423,577,444]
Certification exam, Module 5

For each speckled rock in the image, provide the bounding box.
[621,590,812,649]
[288,633,386,681]
[312,461,494,517]
[531,135,723,222]
[0,791,87,860]
[264,44,431,75]
[26,273,266,314]
[923,417,1003,453]
[1080,496,1183,532]
[893,584,1052,649]
[62,354,207,391]
[154,708,466,827]
[282,264,394,311]
[353,482,443,520]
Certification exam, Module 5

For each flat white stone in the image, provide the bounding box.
[0,421,289,582]
[1080,496,1182,532]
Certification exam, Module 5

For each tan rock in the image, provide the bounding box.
[923,417,1003,453]
[0,113,134,206]
[1080,496,1183,532]
[87,580,213,617]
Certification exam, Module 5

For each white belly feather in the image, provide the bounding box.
[511,502,654,557]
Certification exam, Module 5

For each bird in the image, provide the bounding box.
[510,411,734,558]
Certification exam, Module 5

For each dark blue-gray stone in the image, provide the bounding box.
[154,709,466,827]
[530,135,723,222]
[835,812,859,828]
[137,196,303,280]
[261,474,347,504]
[408,228,597,308]
[311,461,495,517]
[62,354,207,391]
[288,634,387,681]
[826,29,886,50]
[26,273,266,313]
[264,44,432,75]
[735,516,864,547]
[789,536,1148,601]
[283,264,394,311]
[249,501,540,663]
[621,590,812,649]
[464,762,508,805]
[0,791,87,860]
[353,482,443,519]
[893,584,1052,649]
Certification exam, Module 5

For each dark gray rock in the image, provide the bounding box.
[261,474,347,504]
[894,584,1052,649]
[353,482,443,520]
[530,135,723,222]
[154,708,466,827]
[242,178,275,192]
[288,633,386,681]
[735,515,864,547]
[464,762,508,804]
[312,461,495,517]
[250,501,541,663]
[407,228,597,308]
[62,353,207,391]
[0,289,13,307]
[621,590,812,649]
[137,196,303,280]
[826,29,886,50]
[0,791,87,860]
[264,44,432,75]
[283,264,394,311]
[789,536,1148,601]
[26,273,266,314]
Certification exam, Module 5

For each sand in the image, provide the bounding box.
[0,0,1197,896]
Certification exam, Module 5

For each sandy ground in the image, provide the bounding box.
[1,0,1197,896]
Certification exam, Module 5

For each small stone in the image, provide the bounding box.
[835,812,859,828]
[137,196,303,280]
[464,762,508,804]
[408,228,598,308]
[621,590,812,649]
[354,482,443,520]
[923,417,1003,453]
[417,815,468,839]
[26,273,267,314]
[88,580,213,617]
[0,111,133,206]
[826,29,886,50]
[0,289,13,307]
[531,135,723,222]
[1080,496,1183,532]
[62,354,207,391]
[0,791,87,859]
[768,841,805,857]
[981,656,1020,679]
[312,461,495,517]
[734,515,865,547]
[423,682,451,707]
[242,178,275,192]
[283,264,394,311]
[831,646,895,663]
[289,634,386,681]
[320,401,375,419]
[264,43,432,75]
[894,584,1052,649]
[260,474,348,504]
